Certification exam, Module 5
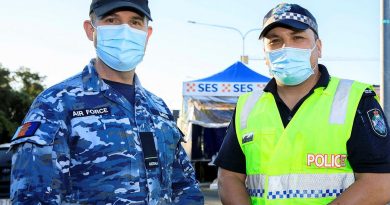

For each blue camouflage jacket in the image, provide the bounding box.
[10,60,204,204]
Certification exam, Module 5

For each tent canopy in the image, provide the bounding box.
[193,61,270,82]
[179,62,270,133]
[178,61,270,159]
[183,61,270,97]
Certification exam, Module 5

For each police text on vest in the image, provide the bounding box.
[307,154,347,168]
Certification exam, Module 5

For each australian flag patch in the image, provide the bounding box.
[15,122,41,139]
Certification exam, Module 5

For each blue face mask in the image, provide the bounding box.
[266,45,316,86]
[96,24,147,72]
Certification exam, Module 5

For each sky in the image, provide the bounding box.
[0,0,380,110]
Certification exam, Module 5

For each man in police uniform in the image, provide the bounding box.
[10,0,204,204]
[215,3,390,205]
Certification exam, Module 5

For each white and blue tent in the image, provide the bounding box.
[178,61,270,161]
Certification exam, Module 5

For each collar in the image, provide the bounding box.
[263,64,331,94]
[82,59,144,92]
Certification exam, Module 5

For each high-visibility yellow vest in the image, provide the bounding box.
[235,77,373,205]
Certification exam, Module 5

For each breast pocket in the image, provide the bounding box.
[241,129,276,172]
[151,114,181,165]
[70,114,141,194]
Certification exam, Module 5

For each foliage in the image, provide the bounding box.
[0,64,45,143]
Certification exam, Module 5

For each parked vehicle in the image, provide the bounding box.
[0,143,11,199]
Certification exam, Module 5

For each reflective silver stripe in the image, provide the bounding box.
[246,174,266,197]
[329,79,354,124]
[240,91,264,129]
[267,173,354,199]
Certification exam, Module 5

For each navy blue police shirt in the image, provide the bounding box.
[214,64,390,173]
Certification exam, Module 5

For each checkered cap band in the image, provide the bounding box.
[265,12,318,33]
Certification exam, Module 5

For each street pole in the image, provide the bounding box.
[381,0,390,118]
[188,21,260,64]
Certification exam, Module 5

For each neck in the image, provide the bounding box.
[94,58,135,85]
[276,69,321,110]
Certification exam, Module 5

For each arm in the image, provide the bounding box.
[330,90,390,204]
[11,97,67,204]
[218,167,251,205]
[329,173,390,205]
[171,143,204,205]
[214,110,250,204]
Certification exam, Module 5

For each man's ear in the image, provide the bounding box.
[264,48,271,68]
[316,38,322,58]
[83,20,94,41]
[146,26,153,43]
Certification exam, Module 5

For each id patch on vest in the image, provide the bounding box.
[242,132,254,144]
[71,107,111,118]
[367,108,388,137]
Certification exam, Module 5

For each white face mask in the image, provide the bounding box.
[266,44,316,86]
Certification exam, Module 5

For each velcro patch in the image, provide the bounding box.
[71,107,110,118]
[16,122,41,138]
[242,132,254,144]
[150,108,173,121]
[363,89,376,97]
[367,108,388,137]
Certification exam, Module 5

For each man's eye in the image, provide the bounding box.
[104,18,117,24]
[269,39,280,44]
[130,20,143,26]
[293,36,304,40]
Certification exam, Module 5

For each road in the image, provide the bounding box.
[0,184,221,205]
[202,183,222,205]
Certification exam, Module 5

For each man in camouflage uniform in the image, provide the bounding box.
[10,0,204,204]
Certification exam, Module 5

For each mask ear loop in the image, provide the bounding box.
[90,21,97,29]
[310,41,319,71]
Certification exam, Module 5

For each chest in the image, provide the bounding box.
[65,94,180,176]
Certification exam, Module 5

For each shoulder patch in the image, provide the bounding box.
[367,108,388,137]
[15,122,41,139]
[150,108,173,121]
[363,88,376,97]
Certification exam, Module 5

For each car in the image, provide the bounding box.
[0,143,11,199]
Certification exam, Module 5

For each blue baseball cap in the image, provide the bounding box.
[90,0,152,21]
[259,3,318,38]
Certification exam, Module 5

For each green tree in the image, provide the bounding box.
[0,64,45,143]
[14,67,45,99]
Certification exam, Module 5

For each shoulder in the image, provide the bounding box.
[22,72,85,124]
[355,88,388,137]
[36,72,83,103]
[143,88,172,114]
[361,88,377,98]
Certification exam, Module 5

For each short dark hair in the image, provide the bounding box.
[262,25,319,41]
[89,8,148,26]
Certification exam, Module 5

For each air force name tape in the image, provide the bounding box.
[72,107,110,118]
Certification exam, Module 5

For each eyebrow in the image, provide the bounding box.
[131,16,144,21]
[101,13,144,21]
[264,33,280,39]
[290,30,305,35]
[265,30,306,38]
